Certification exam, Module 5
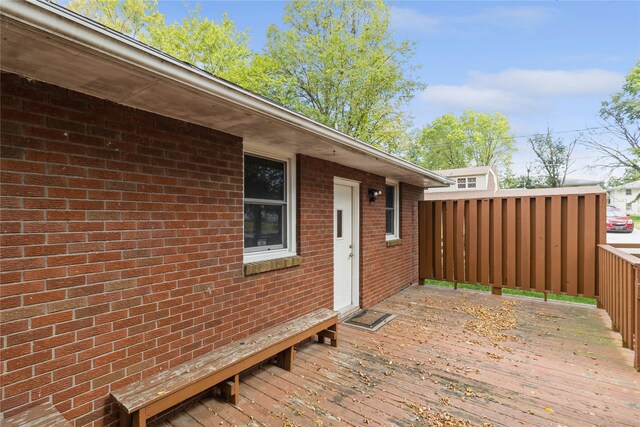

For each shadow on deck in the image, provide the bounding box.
[154,285,640,427]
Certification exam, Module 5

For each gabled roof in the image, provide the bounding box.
[609,180,640,190]
[433,165,497,178]
[0,0,453,189]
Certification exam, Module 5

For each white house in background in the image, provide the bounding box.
[425,165,500,196]
[608,180,640,214]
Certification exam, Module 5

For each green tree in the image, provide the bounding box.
[147,8,253,81]
[67,0,253,83]
[528,129,577,187]
[67,0,164,39]
[410,114,469,170]
[461,110,515,167]
[583,60,640,179]
[257,0,424,153]
[411,110,515,171]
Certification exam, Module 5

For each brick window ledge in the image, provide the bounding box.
[386,238,403,248]
[244,255,303,276]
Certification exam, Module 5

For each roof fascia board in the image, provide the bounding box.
[1,0,453,187]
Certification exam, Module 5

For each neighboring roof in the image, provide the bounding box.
[609,180,640,190]
[424,185,605,201]
[433,165,496,178]
[0,0,452,189]
[563,178,604,187]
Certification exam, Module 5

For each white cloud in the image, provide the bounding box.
[461,7,555,31]
[390,6,555,34]
[390,7,439,34]
[420,68,625,114]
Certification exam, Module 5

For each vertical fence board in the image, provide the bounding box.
[419,202,427,281]
[468,201,478,284]
[550,196,562,295]
[433,201,443,279]
[455,201,465,283]
[519,197,531,290]
[566,196,579,296]
[445,200,455,282]
[533,197,547,293]
[583,195,597,297]
[425,201,434,279]
[479,199,490,285]
[505,198,517,288]
[491,198,503,287]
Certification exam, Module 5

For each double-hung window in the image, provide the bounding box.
[457,177,477,189]
[385,181,399,240]
[244,153,295,261]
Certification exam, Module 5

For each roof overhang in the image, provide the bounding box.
[0,0,452,189]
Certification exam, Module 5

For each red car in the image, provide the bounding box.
[606,206,635,233]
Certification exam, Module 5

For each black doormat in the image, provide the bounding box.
[344,310,396,331]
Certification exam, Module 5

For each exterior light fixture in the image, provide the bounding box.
[368,188,382,202]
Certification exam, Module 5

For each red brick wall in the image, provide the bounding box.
[298,156,422,308]
[0,73,420,426]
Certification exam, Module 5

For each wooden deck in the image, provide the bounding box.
[154,285,640,427]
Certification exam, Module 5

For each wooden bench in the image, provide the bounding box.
[111,308,338,427]
[2,401,70,427]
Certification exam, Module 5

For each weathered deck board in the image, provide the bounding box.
[158,285,640,427]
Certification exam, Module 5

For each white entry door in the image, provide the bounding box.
[334,181,358,312]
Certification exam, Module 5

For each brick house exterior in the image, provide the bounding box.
[0,2,449,426]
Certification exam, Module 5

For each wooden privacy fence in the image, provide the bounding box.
[598,245,639,370]
[419,192,607,297]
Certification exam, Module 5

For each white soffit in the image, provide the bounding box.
[0,0,451,188]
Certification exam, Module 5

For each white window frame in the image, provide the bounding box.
[467,177,477,189]
[385,179,400,241]
[457,178,467,189]
[243,149,297,263]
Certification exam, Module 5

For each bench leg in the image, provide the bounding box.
[277,346,295,371]
[132,408,146,427]
[317,324,338,347]
[220,374,240,405]
[119,405,132,427]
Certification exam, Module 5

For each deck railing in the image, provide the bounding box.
[419,193,607,297]
[598,244,639,370]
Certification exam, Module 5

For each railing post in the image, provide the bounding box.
[635,265,639,371]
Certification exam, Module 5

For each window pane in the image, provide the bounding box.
[386,208,394,234]
[244,203,285,248]
[468,177,477,189]
[244,155,285,201]
[386,185,395,209]
[457,178,466,189]
[337,210,343,238]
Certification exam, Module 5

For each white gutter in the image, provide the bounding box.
[1,0,453,186]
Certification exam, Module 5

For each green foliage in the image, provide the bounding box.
[411,110,515,171]
[68,0,254,83]
[146,8,253,81]
[461,111,515,167]
[67,0,164,39]
[410,114,470,169]
[528,129,577,187]
[423,279,596,305]
[68,0,425,155]
[257,0,424,154]
[584,60,640,177]
[501,172,545,189]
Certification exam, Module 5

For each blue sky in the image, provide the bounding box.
[157,1,639,180]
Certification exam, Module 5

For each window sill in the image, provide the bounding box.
[244,255,303,276]
[386,238,403,248]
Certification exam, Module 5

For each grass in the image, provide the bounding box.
[423,279,597,305]
[630,215,640,229]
